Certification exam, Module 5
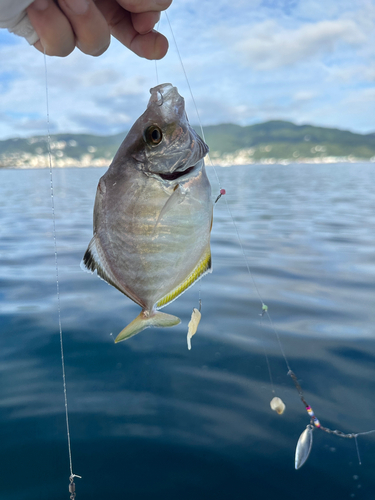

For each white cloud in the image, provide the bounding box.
[293,0,374,21]
[234,18,367,70]
[293,91,317,101]
[343,87,375,108]
[327,65,375,83]
[0,0,374,137]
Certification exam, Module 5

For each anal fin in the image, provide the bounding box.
[156,246,212,309]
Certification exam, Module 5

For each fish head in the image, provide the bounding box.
[114,83,209,177]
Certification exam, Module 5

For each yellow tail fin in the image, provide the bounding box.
[115,310,181,343]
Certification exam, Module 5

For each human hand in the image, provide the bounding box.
[26,0,172,59]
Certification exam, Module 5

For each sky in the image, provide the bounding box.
[0,0,374,140]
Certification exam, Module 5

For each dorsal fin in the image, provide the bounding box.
[81,236,122,291]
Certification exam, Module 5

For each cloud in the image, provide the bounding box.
[343,87,375,109]
[234,18,367,70]
[70,111,132,135]
[327,65,375,83]
[293,0,374,22]
[0,0,374,138]
[17,118,58,132]
[293,91,317,101]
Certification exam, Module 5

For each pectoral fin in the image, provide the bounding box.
[115,310,181,343]
[153,184,186,234]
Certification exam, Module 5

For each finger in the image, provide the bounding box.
[96,0,169,59]
[130,30,169,60]
[117,0,172,14]
[57,0,111,56]
[131,11,160,35]
[27,0,75,57]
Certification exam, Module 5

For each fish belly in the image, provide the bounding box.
[96,170,212,311]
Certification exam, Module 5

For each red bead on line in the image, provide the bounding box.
[220,189,226,195]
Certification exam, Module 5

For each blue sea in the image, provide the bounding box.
[1,163,375,499]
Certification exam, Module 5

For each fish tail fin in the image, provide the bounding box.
[115,311,181,343]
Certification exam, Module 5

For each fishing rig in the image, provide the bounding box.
[210,181,375,468]
[43,11,375,500]
[164,11,375,471]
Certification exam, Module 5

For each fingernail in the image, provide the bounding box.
[31,0,49,11]
[64,0,89,15]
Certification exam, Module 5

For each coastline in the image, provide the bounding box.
[1,149,374,169]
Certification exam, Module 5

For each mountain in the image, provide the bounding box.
[0,132,124,168]
[201,121,375,162]
[0,121,374,168]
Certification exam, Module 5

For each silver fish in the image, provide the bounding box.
[82,83,213,342]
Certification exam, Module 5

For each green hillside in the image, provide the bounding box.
[0,121,374,168]
[0,132,124,161]
[201,121,375,160]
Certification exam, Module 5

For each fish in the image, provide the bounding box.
[81,83,213,343]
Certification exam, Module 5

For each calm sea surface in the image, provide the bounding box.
[1,163,375,500]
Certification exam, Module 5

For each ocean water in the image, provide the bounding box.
[1,163,375,499]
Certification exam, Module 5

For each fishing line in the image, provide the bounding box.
[43,51,80,498]
[162,12,210,350]
[221,179,375,465]
[164,11,282,377]
[154,19,161,85]
[164,11,375,467]
[154,59,160,86]
[259,315,275,394]
[164,12,222,192]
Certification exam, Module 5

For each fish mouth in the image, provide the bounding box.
[148,83,185,119]
[158,165,195,181]
[149,83,179,107]
[141,83,209,178]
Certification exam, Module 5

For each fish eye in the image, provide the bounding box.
[144,125,163,146]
